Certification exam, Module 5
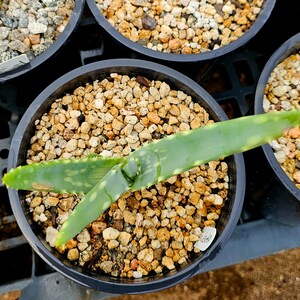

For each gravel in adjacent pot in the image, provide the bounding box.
[0,0,74,65]
[263,52,300,188]
[95,0,264,54]
[25,73,229,278]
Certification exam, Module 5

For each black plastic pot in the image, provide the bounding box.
[0,0,85,82]
[86,0,276,63]
[254,33,300,202]
[7,59,245,294]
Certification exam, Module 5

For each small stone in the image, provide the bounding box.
[123,210,136,225]
[194,227,217,251]
[142,14,157,30]
[59,197,74,212]
[133,85,143,98]
[94,99,104,109]
[8,40,29,53]
[100,261,114,273]
[112,119,125,131]
[130,259,138,270]
[103,227,120,240]
[139,128,152,140]
[293,171,300,183]
[168,38,182,50]
[147,112,161,124]
[162,256,175,270]
[65,118,79,130]
[28,22,48,34]
[89,136,99,148]
[149,87,160,100]
[77,242,89,251]
[0,27,10,40]
[65,139,78,152]
[39,213,48,222]
[30,196,43,208]
[44,196,59,208]
[108,239,119,249]
[81,122,91,134]
[28,34,40,45]
[132,271,143,278]
[288,127,300,139]
[272,86,289,97]
[137,248,154,262]
[157,227,171,242]
[46,227,58,247]
[91,221,107,235]
[151,239,161,249]
[118,231,131,246]
[125,115,138,125]
[67,248,79,261]
[159,84,171,100]
[274,151,286,164]
[77,229,91,243]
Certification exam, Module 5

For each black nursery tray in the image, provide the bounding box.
[1,0,300,298]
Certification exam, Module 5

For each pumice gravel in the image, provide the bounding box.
[95,0,264,54]
[25,73,229,278]
[264,52,300,189]
[0,0,75,70]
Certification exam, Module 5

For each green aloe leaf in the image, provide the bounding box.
[3,110,300,246]
[56,165,130,246]
[2,155,122,194]
[128,110,300,190]
[55,110,300,245]
[56,158,140,246]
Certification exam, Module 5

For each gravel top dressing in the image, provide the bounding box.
[263,52,300,189]
[95,0,264,54]
[0,0,74,69]
[25,73,229,278]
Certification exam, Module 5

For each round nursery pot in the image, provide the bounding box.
[255,32,300,201]
[0,0,85,82]
[87,0,275,62]
[7,59,245,294]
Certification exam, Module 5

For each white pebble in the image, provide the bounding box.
[28,22,47,34]
[70,110,81,118]
[280,100,291,111]
[194,227,216,251]
[289,89,299,99]
[125,115,138,125]
[132,271,143,278]
[272,85,288,97]
[103,227,120,240]
[46,227,58,247]
[77,229,91,243]
[94,99,104,109]
[274,151,286,164]
[89,136,99,148]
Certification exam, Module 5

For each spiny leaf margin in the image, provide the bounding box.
[2,155,122,194]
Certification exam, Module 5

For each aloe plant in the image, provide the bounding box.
[3,110,300,246]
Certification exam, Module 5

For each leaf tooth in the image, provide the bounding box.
[173,168,184,175]
[194,160,203,166]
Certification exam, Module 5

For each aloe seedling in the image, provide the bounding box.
[3,110,300,246]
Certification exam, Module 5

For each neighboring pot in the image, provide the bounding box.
[86,0,276,62]
[7,59,245,294]
[255,33,300,201]
[0,0,85,82]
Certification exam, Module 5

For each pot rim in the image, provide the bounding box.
[254,32,300,201]
[7,58,245,294]
[0,0,85,82]
[86,0,276,62]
